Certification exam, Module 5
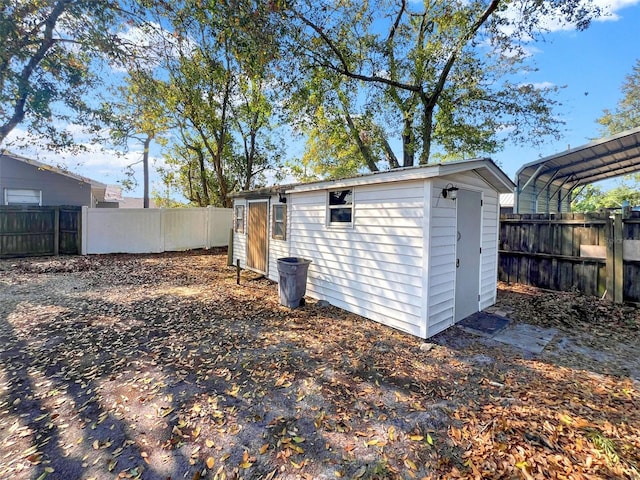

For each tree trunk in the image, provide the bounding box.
[142,134,153,208]
[381,137,400,169]
[420,105,434,165]
[0,0,69,146]
[186,144,210,206]
[402,115,415,167]
[344,110,379,172]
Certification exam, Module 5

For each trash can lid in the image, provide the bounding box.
[277,257,312,264]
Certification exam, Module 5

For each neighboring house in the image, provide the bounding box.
[499,193,515,215]
[118,197,157,208]
[231,158,515,339]
[96,185,157,209]
[0,152,114,207]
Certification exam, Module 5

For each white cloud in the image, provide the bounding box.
[536,0,640,31]
[1,127,166,196]
[594,0,640,20]
[110,22,199,73]
[531,81,556,90]
[497,0,640,35]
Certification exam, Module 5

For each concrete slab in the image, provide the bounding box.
[492,323,558,354]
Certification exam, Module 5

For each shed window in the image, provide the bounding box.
[328,189,353,225]
[272,204,286,240]
[234,205,245,233]
[4,188,42,206]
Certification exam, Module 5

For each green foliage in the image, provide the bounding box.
[0,0,134,149]
[597,59,640,136]
[146,0,284,206]
[279,0,599,173]
[585,429,620,466]
[572,178,640,212]
[102,70,173,207]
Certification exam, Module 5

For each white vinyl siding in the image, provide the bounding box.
[427,181,457,337]
[232,160,510,339]
[427,172,501,336]
[290,182,426,337]
[479,190,500,310]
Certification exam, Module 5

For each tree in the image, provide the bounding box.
[597,59,640,136]
[106,70,171,208]
[161,137,222,207]
[0,0,135,149]
[148,0,284,206]
[572,178,640,212]
[278,0,599,177]
[287,67,398,179]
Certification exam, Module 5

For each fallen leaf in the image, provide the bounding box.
[353,466,367,478]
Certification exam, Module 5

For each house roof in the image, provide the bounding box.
[231,158,515,198]
[500,193,515,207]
[515,126,640,199]
[1,151,116,203]
[1,151,107,188]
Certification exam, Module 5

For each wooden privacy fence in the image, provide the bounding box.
[0,206,81,258]
[499,211,640,303]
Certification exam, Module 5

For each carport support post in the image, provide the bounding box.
[605,213,624,303]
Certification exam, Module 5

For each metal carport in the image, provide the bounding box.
[514,126,640,213]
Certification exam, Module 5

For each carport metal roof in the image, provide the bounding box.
[515,126,640,213]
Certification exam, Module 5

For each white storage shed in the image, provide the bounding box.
[231,158,515,339]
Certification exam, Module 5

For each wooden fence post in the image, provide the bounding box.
[614,213,623,303]
[606,213,625,303]
[605,215,614,301]
[53,207,60,256]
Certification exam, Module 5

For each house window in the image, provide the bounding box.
[234,205,245,233]
[272,204,286,240]
[328,189,353,225]
[4,188,42,206]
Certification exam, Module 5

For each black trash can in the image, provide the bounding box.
[277,257,312,308]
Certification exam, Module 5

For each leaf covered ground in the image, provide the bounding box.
[0,250,638,480]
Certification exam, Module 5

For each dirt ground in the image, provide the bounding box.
[0,250,638,480]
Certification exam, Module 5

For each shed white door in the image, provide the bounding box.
[247,200,268,273]
[455,190,482,322]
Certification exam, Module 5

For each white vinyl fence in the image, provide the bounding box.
[81,207,232,255]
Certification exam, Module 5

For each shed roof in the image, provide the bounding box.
[231,158,515,198]
[516,126,640,195]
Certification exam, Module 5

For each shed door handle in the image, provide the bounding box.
[456,258,460,268]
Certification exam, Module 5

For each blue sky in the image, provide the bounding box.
[493,0,640,180]
[6,0,640,199]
